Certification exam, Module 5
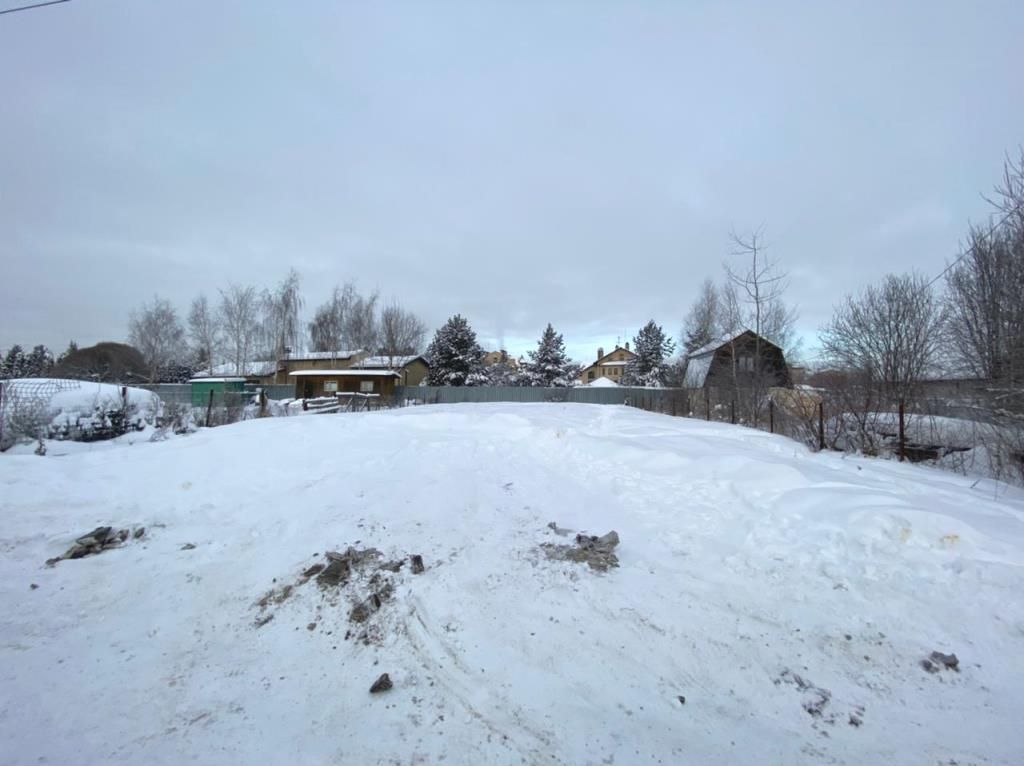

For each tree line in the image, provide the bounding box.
[117,272,429,382]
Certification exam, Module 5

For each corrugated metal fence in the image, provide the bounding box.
[138,383,294,406]
[396,385,689,408]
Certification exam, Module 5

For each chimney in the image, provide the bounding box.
[625,342,630,352]
[597,347,604,361]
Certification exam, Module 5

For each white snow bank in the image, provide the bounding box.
[1,403,1023,765]
[586,376,619,387]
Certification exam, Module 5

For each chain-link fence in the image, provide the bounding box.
[0,379,83,448]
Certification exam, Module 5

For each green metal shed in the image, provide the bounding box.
[188,377,247,407]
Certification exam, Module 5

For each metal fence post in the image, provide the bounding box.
[206,388,214,428]
[817,401,825,451]
[730,400,736,425]
[898,399,906,462]
[705,396,710,421]
[769,399,775,434]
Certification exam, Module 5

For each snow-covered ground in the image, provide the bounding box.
[2,403,1023,765]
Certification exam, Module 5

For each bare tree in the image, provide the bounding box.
[308,283,356,354]
[378,300,427,364]
[260,269,304,360]
[218,284,260,376]
[945,152,1024,384]
[723,228,799,423]
[984,146,1024,228]
[725,228,797,349]
[682,279,721,353]
[820,272,944,403]
[187,294,221,374]
[128,296,186,382]
[344,289,379,354]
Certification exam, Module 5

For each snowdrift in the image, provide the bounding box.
[2,403,1023,765]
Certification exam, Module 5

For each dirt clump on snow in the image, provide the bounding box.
[542,529,620,571]
[45,525,145,566]
[316,547,381,588]
[921,650,960,673]
[253,548,426,644]
[370,673,393,693]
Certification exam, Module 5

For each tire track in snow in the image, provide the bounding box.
[401,596,565,765]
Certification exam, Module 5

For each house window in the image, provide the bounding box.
[360,380,375,393]
[587,370,595,381]
[738,356,755,372]
[324,380,338,393]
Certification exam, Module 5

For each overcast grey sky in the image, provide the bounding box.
[2,1,1022,362]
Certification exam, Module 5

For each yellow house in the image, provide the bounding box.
[350,355,431,387]
[579,345,635,384]
[482,350,519,369]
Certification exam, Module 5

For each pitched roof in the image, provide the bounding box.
[288,369,401,378]
[283,350,365,361]
[686,329,781,359]
[353,355,427,369]
[581,345,636,372]
[203,360,276,377]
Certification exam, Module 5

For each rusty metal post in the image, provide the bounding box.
[206,388,214,427]
[769,399,775,434]
[898,399,906,462]
[817,401,825,451]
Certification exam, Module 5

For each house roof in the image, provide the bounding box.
[683,355,714,388]
[581,345,636,373]
[283,350,365,361]
[686,329,782,359]
[353,355,427,369]
[288,369,401,378]
[204,360,276,377]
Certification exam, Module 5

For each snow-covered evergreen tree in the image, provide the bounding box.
[484,357,523,386]
[23,345,54,378]
[522,324,580,387]
[1,345,26,379]
[425,315,487,386]
[621,320,676,387]
[57,341,79,365]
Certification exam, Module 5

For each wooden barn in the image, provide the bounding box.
[684,330,792,390]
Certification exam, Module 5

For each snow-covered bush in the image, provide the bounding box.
[0,379,161,448]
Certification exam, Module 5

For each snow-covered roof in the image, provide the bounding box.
[683,355,713,388]
[686,329,781,360]
[600,361,627,366]
[203,361,276,377]
[353,355,425,369]
[283,350,364,361]
[686,332,747,359]
[187,377,246,383]
[288,369,400,378]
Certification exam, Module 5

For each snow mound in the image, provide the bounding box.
[586,376,619,387]
[2,403,1023,765]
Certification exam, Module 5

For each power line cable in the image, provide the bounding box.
[920,199,1024,291]
[0,0,71,17]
